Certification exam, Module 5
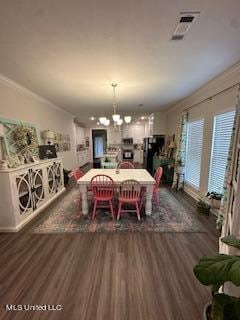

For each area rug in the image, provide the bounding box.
[33,187,205,233]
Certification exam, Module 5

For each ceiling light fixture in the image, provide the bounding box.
[117,119,123,126]
[99,117,107,124]
[141,116,145,120]
[111,83,120,123]
[124,116,132,124]
[104,119,110,126]
[90,117,95,120]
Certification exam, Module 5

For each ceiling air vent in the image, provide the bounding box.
[171,35,184,41]
[171,11,200,40]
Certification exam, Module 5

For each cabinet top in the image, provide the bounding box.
[0,157,63,173]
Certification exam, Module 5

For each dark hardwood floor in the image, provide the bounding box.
[0,189,219,320]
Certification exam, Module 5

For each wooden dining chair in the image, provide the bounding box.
[70,168,84,208]
[118,161,135,169]
[140,166,163,210]
[117,179,141,221]
[152,167,163,208]
[90,174,115,220]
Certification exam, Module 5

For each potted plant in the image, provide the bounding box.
[197,197,211,215]
[207,192,223,209]
[193,235,240,320]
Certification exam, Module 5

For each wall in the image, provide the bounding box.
[165,62,240,198]
[153,111,166,135]
[0,75,77,169]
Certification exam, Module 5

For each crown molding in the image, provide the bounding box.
[0,73,74,118]
[166,61,240,113]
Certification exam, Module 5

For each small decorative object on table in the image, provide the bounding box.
[7,155,22,168]
[0,160,8,170]
[194,235,240,320]
[31,155,40,163]
[206,192,223,209]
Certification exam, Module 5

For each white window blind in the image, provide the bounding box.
[185,119,204,188]
[208,110,235,193]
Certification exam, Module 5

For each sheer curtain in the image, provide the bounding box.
[172,111,188,190]
[217,87,240,230]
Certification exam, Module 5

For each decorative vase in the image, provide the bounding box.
[203,303,212,320]
[0,160,8,170]
[211,198,221,209]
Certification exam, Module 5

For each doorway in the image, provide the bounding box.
[92,129,107,168]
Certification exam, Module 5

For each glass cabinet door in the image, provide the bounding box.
[54,162,63,191]
[47,164,56,194]
[16,172,33,215]
[31,168,45,209]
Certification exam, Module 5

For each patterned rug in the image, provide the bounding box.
[33,187,205,233]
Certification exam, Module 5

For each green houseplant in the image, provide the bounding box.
[193,235,240,320]
[207,192,223,209]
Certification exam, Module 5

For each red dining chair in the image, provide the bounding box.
[140,167,163,210]
[70,168,84,208]
[152,167,163,208]
[117,179,141,221]
[91,174,115,220]
[118,161,135,169]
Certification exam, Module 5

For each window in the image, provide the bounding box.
[185,119,204,188]
[208,110,235,193]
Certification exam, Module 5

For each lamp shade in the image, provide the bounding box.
[42,130,54,139]
[168,141,177,149]
[124,116,132,124]
[99,117,107,124]
[104,119,110,126]
[112,114,120,122]
[0,123,4,137]
[117,119,123,126]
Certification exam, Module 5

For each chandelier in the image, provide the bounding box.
[98,84,132,127]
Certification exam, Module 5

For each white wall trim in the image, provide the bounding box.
[0,72,74,119]
[165,61,240,114]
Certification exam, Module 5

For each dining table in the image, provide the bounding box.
[77,168,156,216]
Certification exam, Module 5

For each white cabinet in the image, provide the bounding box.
[76,126,86,145]
[153,112,166,135]
[0,158,65,232]
[133,125,145,144]
[122,124,145,143]
[134,150,143,164]
[124,124,145,144]
[77,150,89,167]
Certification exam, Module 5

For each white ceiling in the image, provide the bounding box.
[0,0,240,124]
